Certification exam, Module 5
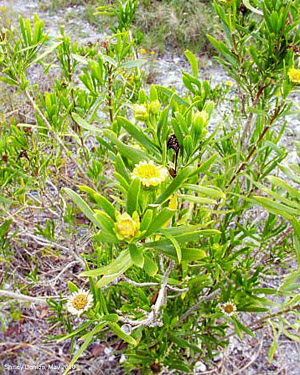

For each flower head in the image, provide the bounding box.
[133,104,148,121]
[219,300,237,317]
[226,80,234,87]
[288,67,300,84]
[139,48,147,55]
[114,212,140,240]
[132,160,168,188]
[66,289,94,317]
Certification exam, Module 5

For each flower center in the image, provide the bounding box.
[136,164,159,178]
[119,220,135,235]
[72,294,88,311]
[224,304,234,314]
[293,72,300,80]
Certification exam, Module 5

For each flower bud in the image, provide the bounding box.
[149,99,161,114]
[191,110,209,142]
[133,104,148,121]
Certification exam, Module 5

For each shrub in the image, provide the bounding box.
[1,1,300,374]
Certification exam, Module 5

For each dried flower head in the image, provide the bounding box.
[66,289,94,317]
[132,160,168,188]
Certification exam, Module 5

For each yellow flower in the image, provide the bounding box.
[150,51,156,56]
[129,75,134,83]
[66,289,94,317]
[133,104,149,121]
[288,67,300,84]
[226,80,233,86]
[132,160,168,188]
[114,212,140,240]
[219,300,237,317]
[140,48,147,55]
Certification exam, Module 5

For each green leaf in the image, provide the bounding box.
[63,188,99,228]
[126,178,141,215]
[57,321,92,343]
[206,35,238,67]
[183,184,225,199]
[78,187,116,220]
[67,281,79,293]
[155,167,193,205]
[72,53,89,65]
[189,154,218,177]
[168,361,192,373]
[119,59,146,69]
[0,219,12,237]
[294,232,300,267]
[129,243,144,268]
[145,208,176,236]
[244,0,263,15]
[232,317,254,338]
[31,41,62,65]
[72,113,102,133]
[164,233,182,264]
[94,211,115,232]
[109,322,137,346]
[180,194,216,205]
[140,209,153,231]
[117,116,159,153]
[184,50,198,77]
[117,116,160,156]
[156,85,189,107]
[103,129,148,164]
[97,271,125,288]
[144,254,158,276]
[79,250,132,277]
[94,230,118,244]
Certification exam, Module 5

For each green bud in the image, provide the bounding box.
[133,104,149,121]
[149,99,161,114]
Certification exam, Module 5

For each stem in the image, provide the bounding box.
[0,290,48,305]
[174,289,219,327]
[118,260,175,328]
[226,304,300,339]
[105,44,114,124]
[228,104,281,187]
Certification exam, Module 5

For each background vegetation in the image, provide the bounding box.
[37,0,217,54]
